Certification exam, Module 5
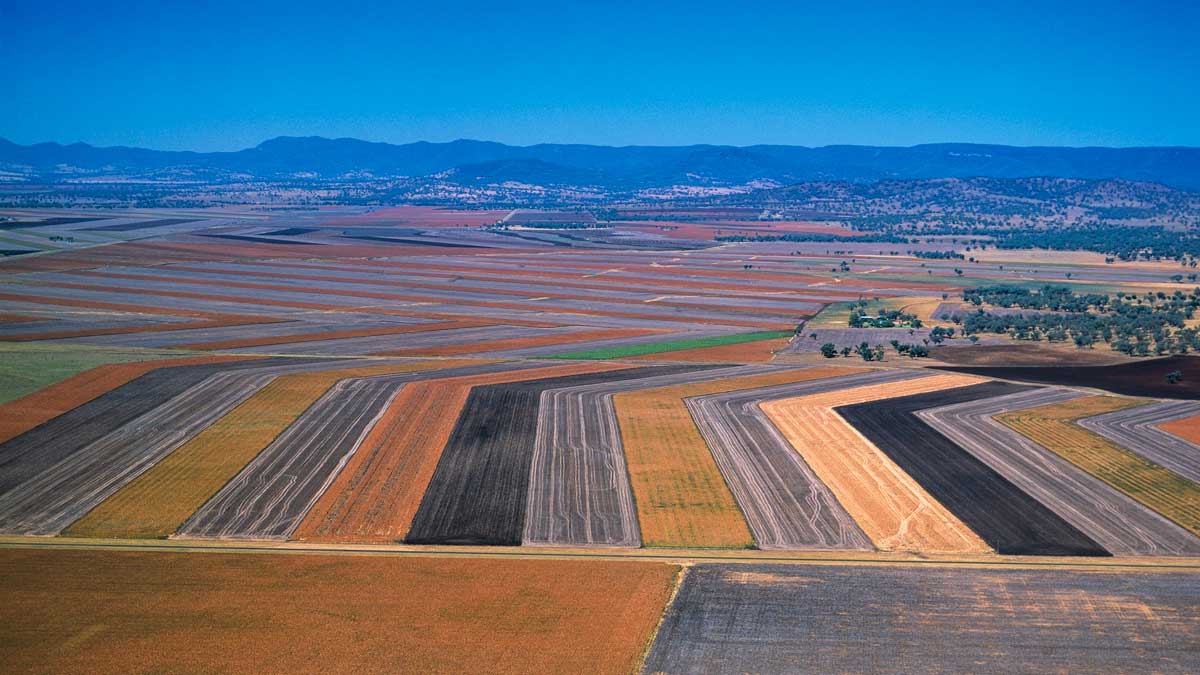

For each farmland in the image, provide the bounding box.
[997,396,1200,537]
[643,563,1200,674]
[1,205,1199,671]
[614,366,859,548]
[918,388,1200,556]
[760,372,993,554]
[0,548,678,675]
[837,382,1110,556]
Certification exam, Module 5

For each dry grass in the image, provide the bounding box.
[997,396,1200,537]
[63,360,480,539]
[760,374,991,554]
[0,548,679,675]
[615,366,860,548]
[293,362,629,543]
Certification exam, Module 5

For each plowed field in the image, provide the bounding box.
[615,366,856,548]
[293,362,622,543]
[998,396,1200,537]
[64,360,473,539]
[761,374,991,554]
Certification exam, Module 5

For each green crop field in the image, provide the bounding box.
[0,344,183,404]
[548,330,794,360]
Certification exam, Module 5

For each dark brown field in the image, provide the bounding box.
[937,355,1200,399]
[644,563,1200,674]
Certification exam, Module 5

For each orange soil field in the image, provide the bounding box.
[630,336,791,363]
[0,241,233,274]
[62,272,784,330]
[63,360,478,539]
[760,374,992,554]
[346,260,884,298]
[0,355,255,445]
[623,221,738,240]
[0,291,285,341]
[1158,412,1200,446]
[320,205,511,227]
[164,265,812,319]
[374,328,663,357]
[623,220,866,241]
[998,396,1200,537]
[178,320,492,351]
[369,258,837,286]
[0,313,41,323]
[348,258,864,293]
[33,279,547,328]
[152,240,489,259]
[0,548,678,675]
[293,362,631,543]
[615,366,860,548]
[253,258,881,303]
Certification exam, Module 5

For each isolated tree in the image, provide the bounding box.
[820,343,838,358]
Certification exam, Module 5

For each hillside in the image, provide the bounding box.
[3,136,1200,190]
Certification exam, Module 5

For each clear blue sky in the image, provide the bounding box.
[2,1,1197,150]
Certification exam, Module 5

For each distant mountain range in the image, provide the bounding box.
[3,136,1200,190]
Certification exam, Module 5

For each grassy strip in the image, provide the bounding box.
[549,330,793,360]
[997,396,1200,538]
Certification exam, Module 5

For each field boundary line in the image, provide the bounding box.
[2,537,1198,571]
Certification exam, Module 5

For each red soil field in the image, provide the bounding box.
[623,220,864,241]
[0,314,42,323]
[167,265,810,318]
[178,320,492,351]
[158,240,500,259]
[164,265,680,308]
[59,273,785,330]
[0,354,254,444]
[0,291,285,341]
[1158,413,1200,447]
[319,205,512,228]
[0,548,678,675]
[0,242,232,274]
[373,327,663,357]
[37,280,553,329]
[293,362,632,543]
[349,260,922,298]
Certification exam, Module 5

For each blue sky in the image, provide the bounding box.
[2,1,1197,150]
